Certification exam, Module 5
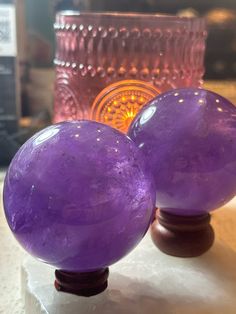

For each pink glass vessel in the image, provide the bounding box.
[54,11,207,132]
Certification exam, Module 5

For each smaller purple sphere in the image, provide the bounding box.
[128,88,236,216]
[3,121,155,271]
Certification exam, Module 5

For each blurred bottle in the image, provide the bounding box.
[0,0,21,164]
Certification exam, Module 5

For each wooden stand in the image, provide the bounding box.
[55,268,109,297]
[151,209,215,257]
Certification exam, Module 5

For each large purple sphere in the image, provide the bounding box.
[128,88,236,216]
[3,121,155,271]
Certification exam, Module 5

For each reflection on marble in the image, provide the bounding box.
[22,234,236,314]
[213,197,236,253]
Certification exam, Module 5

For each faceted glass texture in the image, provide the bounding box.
[54,12,206,131]
[3,121,155,271]
[128,88,236,216]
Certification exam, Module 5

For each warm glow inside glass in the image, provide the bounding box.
[54,11,206,132]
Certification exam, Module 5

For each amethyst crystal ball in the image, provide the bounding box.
[3,121,155,271]
[128,88,236,216]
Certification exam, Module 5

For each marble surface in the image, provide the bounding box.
[1,170,236,313]
[204,80,236,105]
[22,235,236,314]
[0,171,26,314]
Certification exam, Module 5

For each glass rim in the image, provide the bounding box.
[57,10,205,22]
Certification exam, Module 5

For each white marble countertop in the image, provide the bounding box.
[0,171,26,314]
[1,170,236,314]
[22,234,236,314]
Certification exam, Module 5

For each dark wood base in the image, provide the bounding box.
[151,209,215,257]
[54,268,109,297]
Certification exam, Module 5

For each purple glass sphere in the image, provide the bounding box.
[128,88,236,216]
[3,121,155,271]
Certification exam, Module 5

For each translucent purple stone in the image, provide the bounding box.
[128,88,236,216]
[3,121,155,271]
